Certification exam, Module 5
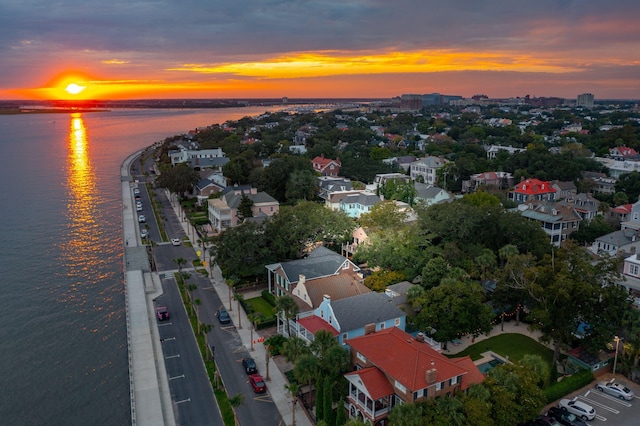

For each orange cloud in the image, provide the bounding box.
[168,50,582,79]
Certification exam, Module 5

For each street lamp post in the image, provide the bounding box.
[613,336,621,375]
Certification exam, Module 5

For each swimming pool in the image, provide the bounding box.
[477,357,505,374]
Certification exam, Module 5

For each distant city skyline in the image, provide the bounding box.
[1,1,639,101]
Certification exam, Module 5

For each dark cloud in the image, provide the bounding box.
[1,0,639,97]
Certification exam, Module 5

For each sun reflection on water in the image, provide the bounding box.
[61,113,101,302]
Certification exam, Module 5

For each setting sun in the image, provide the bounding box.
[65,83,87,95]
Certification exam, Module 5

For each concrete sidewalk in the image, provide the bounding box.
[168,191,312,426]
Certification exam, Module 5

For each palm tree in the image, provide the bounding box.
[173,257,186,274]
[435,395,466,426]
[283,336,310,364]
[275,294,299,337]
[294,354,320,407]
[234,292,244,329]
[310,329,336,361]
[228,393,245,426]
[284,382,300,426]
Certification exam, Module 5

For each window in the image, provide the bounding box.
[356,352,366,363]
[435,382,442,391]
[395,381,406,393]
[379,322,385,329]
[451,376,458,385]
[630,264,639,276]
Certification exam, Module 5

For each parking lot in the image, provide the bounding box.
[546,376,640,425]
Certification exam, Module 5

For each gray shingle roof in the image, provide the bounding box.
[280,246,352,283]
[331,292,405,332]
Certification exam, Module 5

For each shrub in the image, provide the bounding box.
[544,369,594,403]
[262,290,276,306]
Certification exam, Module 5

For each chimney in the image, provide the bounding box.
[426,368,437,385]
[298,274,306,287]
[364,323,376,335]
[323,294,331,303]
[416,332,425,343]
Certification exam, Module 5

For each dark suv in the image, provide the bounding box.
[216,308,231,324]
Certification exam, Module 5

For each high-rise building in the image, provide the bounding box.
[576,93,595,108]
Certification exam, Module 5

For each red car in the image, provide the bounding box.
[156,306,170,321]
[249,374,266,393]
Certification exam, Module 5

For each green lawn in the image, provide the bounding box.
[246,297,276,320]
[449,333,554,369]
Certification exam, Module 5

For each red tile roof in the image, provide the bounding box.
[513,178,556,195]
[345,367,395,400]
[346,327,481,392]
[298,315,339,336]
[452,356,485,389]
[613,204,633,214]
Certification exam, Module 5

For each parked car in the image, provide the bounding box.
[242,358,257,374]
[547,406,587,426]
[249,374,266,393]
[140,229,148,239]
[138,215,146,223]
[596,381,635,400]
[558,398,596,421]
[133,188,140,195]
[171,238,181,246]
[156,306,170,321]
[136,204,143,211]
[216,308,231,324]
[533,415,561,426]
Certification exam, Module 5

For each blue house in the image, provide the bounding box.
[292,292,406,346]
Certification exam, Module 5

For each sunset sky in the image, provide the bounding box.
[2,0,640,101]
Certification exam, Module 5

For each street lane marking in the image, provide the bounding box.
[158,322,172,326]
[161,337,176,342]
[595,414,607,421]
[175,398,191,404]
[169,374,185,380]
[254,395,273,403]
[165,354,181,359]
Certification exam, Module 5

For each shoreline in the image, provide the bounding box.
[0,108,109,115]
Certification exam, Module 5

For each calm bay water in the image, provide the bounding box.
[0,106,280,425]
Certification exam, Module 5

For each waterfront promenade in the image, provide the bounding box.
[123,149,310,425]
[122,151,175,426]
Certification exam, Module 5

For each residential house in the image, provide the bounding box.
[556,193,600,221]
[620,198,640,231]
[509,178,556,204]
[594,157,640,179]
[265,245,366,303]
[414,183,452,207]
[339,192,381,218]
[367,173,412,193]
[410,156,448,185]
[608,203,633,223]
[325,190,368,211]
[551,180,578,200]
[384,281,417,316]
[342,226,371,258]
[289,292,406,345]
[343,327,484,425]
[317,176,353,201]
[207,186,279,232]
[484,145,526,160]
[620,254,640,307]
[581,171,616,195]
[590,229,640,257]
[517,200,581,247]
[194,178,223,204]
[463,171,514,193]
[609,146,639,161]
[169,146,228,168]
[312,154,342,177]
[381,156,417,173]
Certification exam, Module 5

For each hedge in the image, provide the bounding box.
[544,369,595,404]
